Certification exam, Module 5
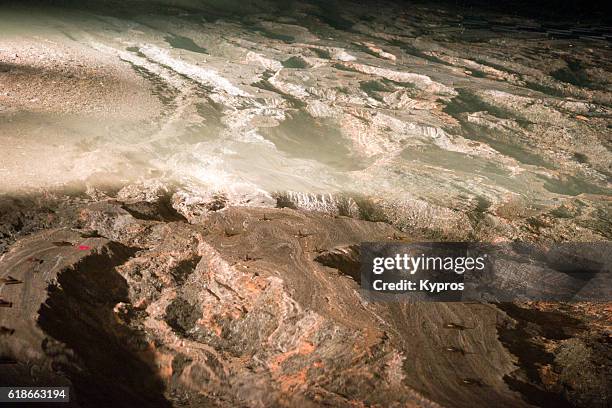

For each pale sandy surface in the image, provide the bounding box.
[0,2,610,242]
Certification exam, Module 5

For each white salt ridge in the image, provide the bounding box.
[268,71,310,99]
[245,51,283,71]
[279,191,358,215]
[301,44,357,61]
[337,61,456,95]
[139,45,251,97]
[360,42,397,61]
[91,41,187,90]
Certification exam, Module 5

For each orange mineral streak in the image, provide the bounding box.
[269,340,317,375]
[269,340,317,393]
[278,367,309,393]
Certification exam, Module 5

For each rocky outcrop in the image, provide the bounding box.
[0,196,609,407]
[0,1,610,406]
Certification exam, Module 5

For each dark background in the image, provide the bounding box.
[3,0,611,25]
[431,0,612,23]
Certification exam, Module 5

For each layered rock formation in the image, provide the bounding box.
[0,193,610,407]
[0,0,610,407]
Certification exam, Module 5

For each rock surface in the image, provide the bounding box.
[0,195,610,407]
[0,0,610,407]
[0,0,610,243]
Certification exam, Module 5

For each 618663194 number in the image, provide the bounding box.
[1,387,70,403]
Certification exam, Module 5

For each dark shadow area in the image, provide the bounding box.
[121,194,188,222]
[4,0,611,24]
[164,34,208,54]
[314,245,361,283]
[417,0,612,24]
[496,303,586,408]
[38,242,172,408]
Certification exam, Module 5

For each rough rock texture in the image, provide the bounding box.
[0,195,610,407]
[0,0,610,407]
